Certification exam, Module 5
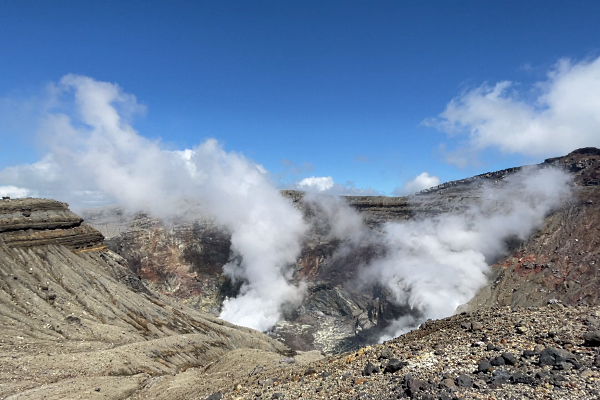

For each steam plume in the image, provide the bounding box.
[0,75,308,331]
[364,167,572,339]
[299,167,572,340]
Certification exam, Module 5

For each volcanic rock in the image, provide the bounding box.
[0,200,296,399]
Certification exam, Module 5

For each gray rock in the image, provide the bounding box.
[379,347,393,360]
[501,352,518,365]
[404,374,428,396]
[490,356,505,366]
[440,377,456,389]
[473,379,487,389]
[454,374,473,388]
[521,350,537,358]
[583,330,600,347]
[510,372,534,385]
[490,369,511,386]
[538,347,579,369]
[477,359,492,373]
[384,359,407,374]
[362,362,380,376]
[471,321,483,331]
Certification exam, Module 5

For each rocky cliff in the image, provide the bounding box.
[0,199,295,399]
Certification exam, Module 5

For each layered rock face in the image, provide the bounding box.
[0,201,291,399]
[0,198,104,249]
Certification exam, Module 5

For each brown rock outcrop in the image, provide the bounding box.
[0,198,104,249]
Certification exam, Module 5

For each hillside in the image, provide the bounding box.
[0,198,299,399]
[465,148,600,310]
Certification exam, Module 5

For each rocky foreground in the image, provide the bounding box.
[192,304,600,400]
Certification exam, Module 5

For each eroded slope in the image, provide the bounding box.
[0,199,290,399]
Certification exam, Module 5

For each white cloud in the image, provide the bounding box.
[427,56,600,161]
[0,186,32,198]
[298,176,334,191]
[394,172,440,196]
[294,176,380,196]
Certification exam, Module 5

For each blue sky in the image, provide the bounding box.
[2,0,600,198]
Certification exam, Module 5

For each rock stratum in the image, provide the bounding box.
[0,199,104,249]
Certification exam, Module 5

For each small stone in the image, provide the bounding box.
[549,373,567,386]
[362,362,380,376]
[471,321,483,331]
[535,371,548,381]
[490,356,505,366]
[522,350,536,358]
[511,372,534,385]
[384,359,407,374]
[580,369,595,378]
[206,393,223,400]
[455,374,473,388]
[259,379,274,387]
[94,387,100,392]
[491,369,511,386]
[477,359,492,373]
[440,377,456,389]
[405,375,427,396]
[379,347,393,360]
[271,393,283,399]
[516,326,529,334]
[539,347,580,369]
[501,352,518,365]
[304,367,317,375]
[583,330,600,347]
[473,379,487,389]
